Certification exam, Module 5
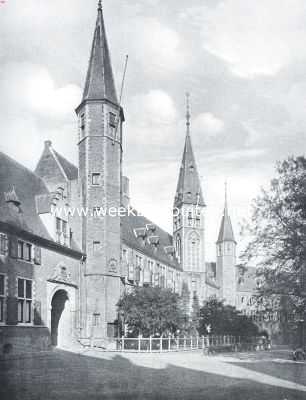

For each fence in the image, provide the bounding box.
[112,335,264,352]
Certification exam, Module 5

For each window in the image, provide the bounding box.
[0,233,8,255]
[188,231,200,271]
[17,278,32,324]
[17,240,32,262]
[92,173,101,186]
[109,112,117,128]
[175,235,181,263]
[56,218,69,246]
[0,274,6,323]
[135,255,142,282]
[80,113,85,130]
[93,241,101,255]
[93,207,102,217]
[217,244,222,256]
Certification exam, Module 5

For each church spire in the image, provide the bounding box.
[217,182,236,243]
[82,1,118,104]
[174,93,205,208]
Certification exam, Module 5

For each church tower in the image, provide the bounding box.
[173,94,206,303]
[76,1,124,339]
[216,184,237,306]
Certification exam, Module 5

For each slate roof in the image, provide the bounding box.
[82,3,118,104]
[217,202,236,243]
[121,211,182,271]
[174,131,205,208]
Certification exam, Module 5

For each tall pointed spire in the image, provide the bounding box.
[82,1,118,104]
[217,182,236,243]
[174,93,205,208]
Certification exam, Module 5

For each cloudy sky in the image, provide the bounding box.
[1,0,306,260]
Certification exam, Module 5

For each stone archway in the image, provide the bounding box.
[51,289,71,347]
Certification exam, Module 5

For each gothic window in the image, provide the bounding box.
[175,234,181,263]
[226,242,232,254]
[187,231,200,271]
[188,211,193,226]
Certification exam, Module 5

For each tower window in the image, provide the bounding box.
[92,173,101,186]
[93,241,101,255]
[80,113,85,130]
[109,112,117,128]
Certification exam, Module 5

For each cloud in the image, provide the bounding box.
[183,0,306,78]
[118,17,185,75]
[0,62,81,118]
[126,90,178,145]
[0,62,80,169]
[193,112,224,137]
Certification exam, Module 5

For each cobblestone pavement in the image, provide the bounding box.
[1,348,306,400]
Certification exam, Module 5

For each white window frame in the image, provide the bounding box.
[17,240,33,263]
[17,277,34,326]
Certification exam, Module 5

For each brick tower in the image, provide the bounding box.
[173,94,206,304]
[216,183,237,306]
[76,1,124,339]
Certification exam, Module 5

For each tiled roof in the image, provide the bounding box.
[82,4,118,104]
[174,132,205,208]
[121,211,182,271]
[0,152,81,254]
[0,152,52,239]
[35,141,78,183]
[53,150,78,180]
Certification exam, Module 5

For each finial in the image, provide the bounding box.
[98,0,102,10]
[186,92,191,135]
[224,180,228,215]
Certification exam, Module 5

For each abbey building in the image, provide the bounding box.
[0,3,254,352]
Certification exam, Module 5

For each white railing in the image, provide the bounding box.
[115,335,243,352]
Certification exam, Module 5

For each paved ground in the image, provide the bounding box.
[1,348,306,400]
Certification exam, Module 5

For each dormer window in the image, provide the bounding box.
[56,218,68,246]
[109,112,117,128]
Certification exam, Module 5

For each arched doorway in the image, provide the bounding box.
[51,289,71,347]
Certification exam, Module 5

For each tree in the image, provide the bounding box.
[198,297,259,337]
[179,281,191,331]
[117,286,182,337]
[190,291,200,334]
[242,156,306,344]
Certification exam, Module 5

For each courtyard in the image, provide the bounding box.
[1,348,306,400]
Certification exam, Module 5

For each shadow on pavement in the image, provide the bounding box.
[0,349,305,400]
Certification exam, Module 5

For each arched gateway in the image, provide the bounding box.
[51,289,71,347]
